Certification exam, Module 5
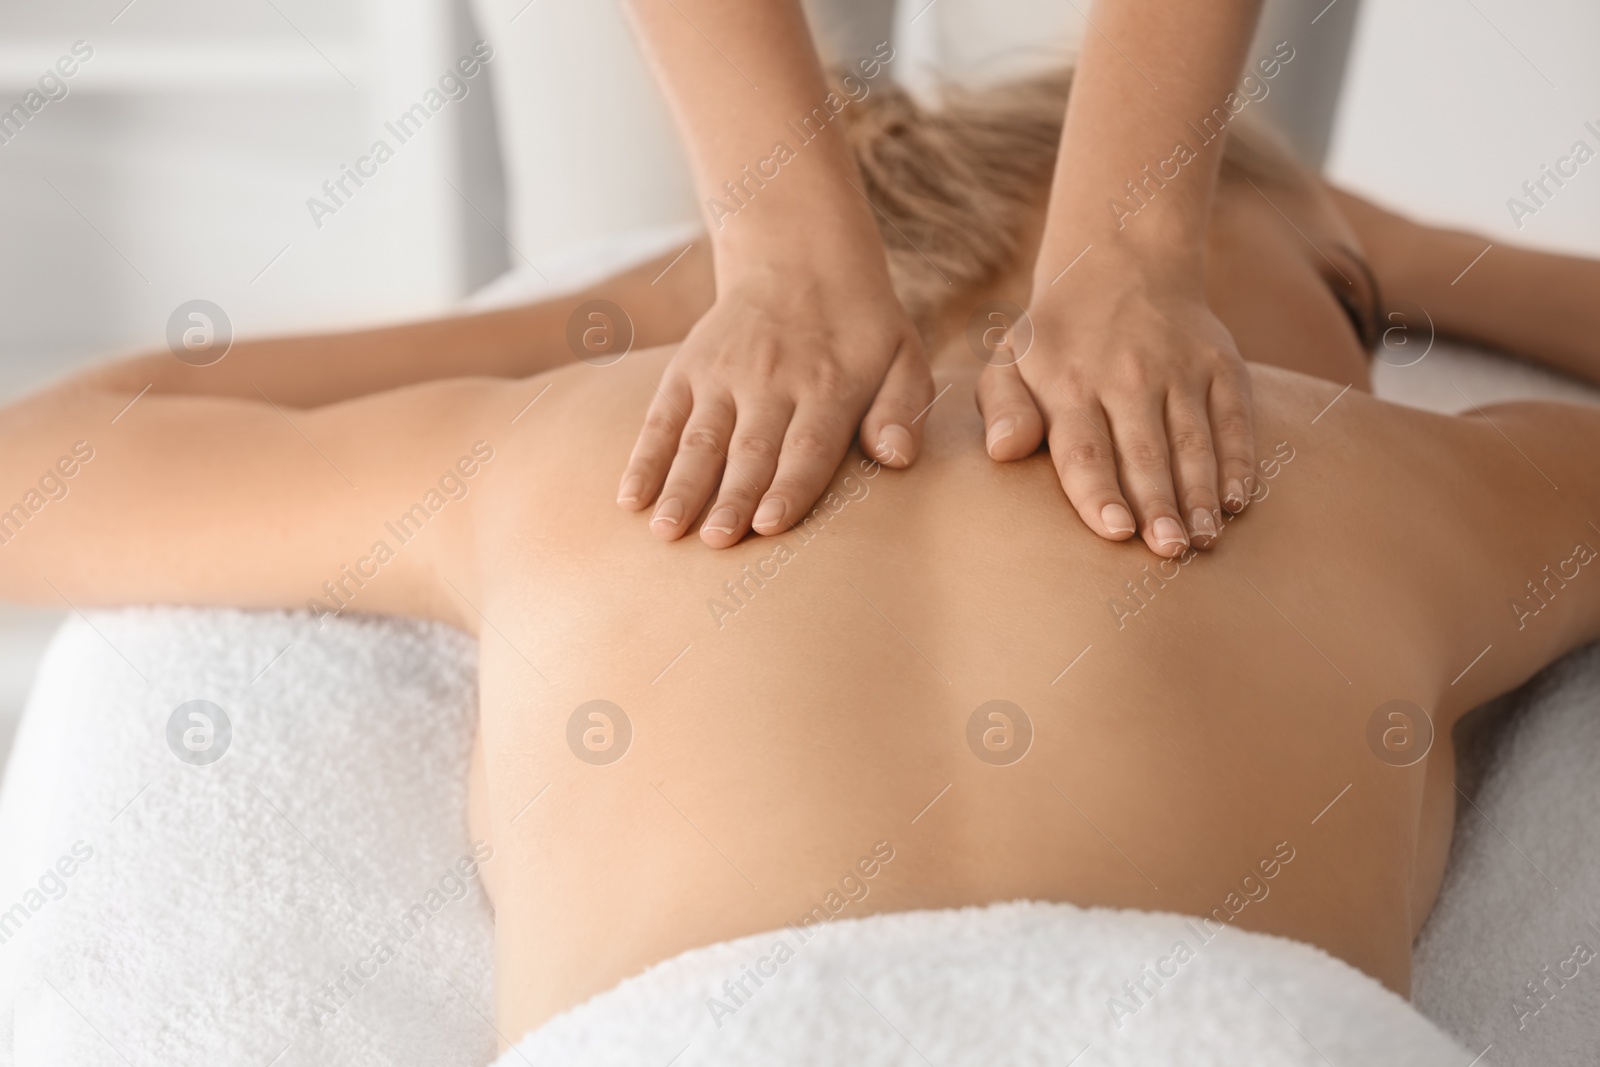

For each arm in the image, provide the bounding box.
[977,0,1264,558]
[0,364,499,633]
[1330,187,1600,382]
[76,241,714,407]
[617,0,932,548]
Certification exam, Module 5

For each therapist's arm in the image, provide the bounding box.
[976,0,1265,558]
[617,0,932,548]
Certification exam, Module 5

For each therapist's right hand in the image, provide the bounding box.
[616,252,933,548]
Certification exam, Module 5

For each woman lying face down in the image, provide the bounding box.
[3,71,1600,1048]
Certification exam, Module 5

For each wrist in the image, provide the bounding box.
[1033,232,1206,300]
[701,145,878,252]
[714,248,898,313]
[1036,194,1208,284]
[1041,172,1211,265]
[712,209,893,294]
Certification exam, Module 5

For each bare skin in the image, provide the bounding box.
[3,171,1600,1050]
[619,0,1268,558]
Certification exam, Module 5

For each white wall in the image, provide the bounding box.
[0,0,505,772]
[0,0,498,402]
[1328,0,1600,255]
[467,0,698,259]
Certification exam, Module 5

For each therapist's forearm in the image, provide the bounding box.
[1038,0,1264,281]
[621,0,886,270]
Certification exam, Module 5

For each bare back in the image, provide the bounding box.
[465,348,1600,1037]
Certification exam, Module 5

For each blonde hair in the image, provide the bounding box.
[837,70,1310,331]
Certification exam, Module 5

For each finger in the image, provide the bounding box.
[975,362,1045,461]
[1210,370,1257,514]
[699,399,793,548]
[752,402,855,535]
[858,340,935,469]
[650,394,736,541]
[1165,395,1222,548]
[1042,392,1136,541]
[618,377,691,511]
[1104,396,1189,558]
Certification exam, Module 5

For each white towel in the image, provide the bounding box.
[1412,643,1600,1065]
[5,606,1600,1065]
[496,900,1468,1066]
[0,608,494,1067]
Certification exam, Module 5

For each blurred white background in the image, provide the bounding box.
[0,0,516,769]
[0,0,510,402]
[1,0,1598,770]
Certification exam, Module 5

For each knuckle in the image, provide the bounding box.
[1119,441,1167,469]
[640,413,681,437]
[1053,380,1092,408]
[805,360,849,398]
[1213,414,1253,442]
[1169,429,1214,459]
[680,426,724,453]
[784,430,835,461]
[1063,440,1114,468]
[729,434,781,464]
[1113,358,1154,392]
[745,342,782,379]
[1216,370,1253,398]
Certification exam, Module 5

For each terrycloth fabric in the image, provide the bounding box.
[494,900,1468,1066]
[1412,643,1600,1066]
[0,608,494,1067]
[3,605,1600,1066]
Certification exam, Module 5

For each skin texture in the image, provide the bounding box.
[618,0,1266,557]
[619,0,933,547]
[3,174,1600,1048]
[986,0,1266,558]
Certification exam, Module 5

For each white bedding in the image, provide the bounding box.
[0,609,494,1067]
[5,536,1600,1065]
[497,900,1467,1066]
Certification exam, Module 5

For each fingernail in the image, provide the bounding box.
[1224,479,1246,511]
[1190,508,1217,538]
[1100,503,1135,535]
[651,499,683,527]
[703,507,738,535]
[986,417,1016,455]
[753,497,785,530]
[617,476,643,506]
[875,424,913,466]
[1153,517,1188,548]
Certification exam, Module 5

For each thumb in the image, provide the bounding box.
[859,339,935,469]
[975,361,1045,461]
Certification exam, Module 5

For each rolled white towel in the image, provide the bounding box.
[0,607,494,1067]
[499,899,1469,1066]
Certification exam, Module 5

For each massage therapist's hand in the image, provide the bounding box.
[963,0,1266,557]
[976,258,1256,558]
[617,254,933,548]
